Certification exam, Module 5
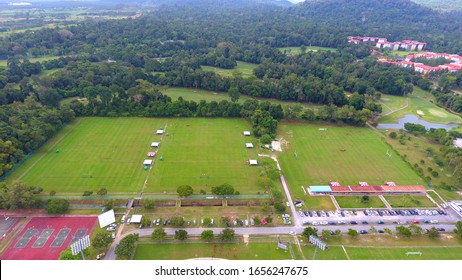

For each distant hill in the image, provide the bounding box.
[411,0,462,11]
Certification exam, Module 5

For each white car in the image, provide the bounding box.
[312,221,319,226]
[111,232,116,239]
[286,202,290,207]
[289,231,296,236]
[320,221,328,225]
[430,220,438,224]
[338,220,345,224]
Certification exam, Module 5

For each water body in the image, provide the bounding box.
[377,114,459,130]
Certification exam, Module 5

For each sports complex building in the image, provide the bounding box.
[309,181,426,196]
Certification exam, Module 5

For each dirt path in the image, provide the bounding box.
[380,96,409,117]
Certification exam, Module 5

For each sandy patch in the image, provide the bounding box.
[243,234,249,245]
[272,141,282,151]
[429,109,447,118]
[381,97,390,101]
[416,110,424,116]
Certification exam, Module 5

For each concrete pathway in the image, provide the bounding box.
[378,195,393,210]
[329,195,341,211]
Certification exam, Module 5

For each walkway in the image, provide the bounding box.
[257,154,302,228]
[378,195,392,210]
[380,96,409,117]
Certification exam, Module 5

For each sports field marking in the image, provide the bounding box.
[342,245,350,260]
[32,229,54,248]
[17,119,81,180]
[50,228,71,247]
[0,217,18,237]
[15,229,38,248]
[71,228,88,243]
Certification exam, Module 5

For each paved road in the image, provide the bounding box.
[104,223,457,260]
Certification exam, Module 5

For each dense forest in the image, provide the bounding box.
[1,0,462,178]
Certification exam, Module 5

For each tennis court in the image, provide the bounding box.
[1,217,97,260]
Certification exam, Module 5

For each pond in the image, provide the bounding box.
[377,114,459,130]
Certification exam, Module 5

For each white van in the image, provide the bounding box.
[121,215,126,224]
[210,219,214,226]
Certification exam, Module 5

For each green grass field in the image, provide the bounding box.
[384,195,436,208]
[134,242,294,260]
[277,123,423,210]
[201,61,258,78]
[161,87,323,110]
[303,245,462,260]
[9,118,166,193]
[146,118,265,194]
[0,55,62,67]
[334,196,386,209]
[379,87,462,124]
[278,46,338,55]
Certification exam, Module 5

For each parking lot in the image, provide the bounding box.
[298,207,458,227]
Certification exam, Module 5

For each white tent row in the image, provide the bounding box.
[249,159,258,166]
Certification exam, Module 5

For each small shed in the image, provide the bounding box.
[151,142,160,148]
[143,159,153,166]
[156,130,164,135]
[147,152,156,157]
[243,131,251,136]
[130,215,143,224]
[249,160,258,166]
[245,143,254,148]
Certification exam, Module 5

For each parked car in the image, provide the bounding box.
[350,221,358,224]
[377,220,384,224]
[359,230,368,234]
[362,221,368,224]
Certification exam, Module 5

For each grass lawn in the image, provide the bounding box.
[146,118,267,194]
[201,61,258,78]
[9,117,166,193]
[334,196,386,209]
[381,129,460,191]
[342,246,462,260]
[277,122,423,210]
[134,242,294,260]
[378,94,407,115]
[0,55,62,67]
[301,245,348,260]
[278,46,338,55]
[379,87,462,124]
[384,195,436,208]
[161,87,323,111]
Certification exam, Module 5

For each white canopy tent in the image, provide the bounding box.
[246,143,254,148]
[143,159,153,165]
[151,142,160,148]
[156,130,164,135]
[249,159,258,166]
[243,131,251,136]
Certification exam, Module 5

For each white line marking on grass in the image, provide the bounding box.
[342,245,350,260]
[18,119,82,180]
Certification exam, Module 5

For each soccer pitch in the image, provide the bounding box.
[10,118,165,193]
[9,118,264,194]
[146,118,263,194]
[277,123,423,199]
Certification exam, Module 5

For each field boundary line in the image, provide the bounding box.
[341,245,350,260]
[17,119,82,180]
